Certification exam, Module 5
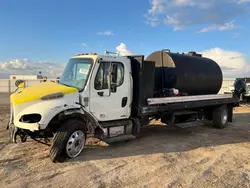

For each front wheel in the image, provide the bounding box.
[49,119,87,163]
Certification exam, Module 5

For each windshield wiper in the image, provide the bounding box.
[60,83,71,87]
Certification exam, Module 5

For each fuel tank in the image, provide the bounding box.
[145,51,223,96]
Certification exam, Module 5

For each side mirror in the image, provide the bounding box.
[110,64,118,93]
[15,80,25,88]
[110,83,117,93]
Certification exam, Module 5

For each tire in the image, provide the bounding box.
[49,119,87,163]
[213,105,228,129]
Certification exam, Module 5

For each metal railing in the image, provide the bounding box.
[0,79,59,93]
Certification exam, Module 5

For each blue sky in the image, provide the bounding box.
[0,0,250,78]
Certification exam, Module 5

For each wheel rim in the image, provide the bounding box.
[66,130,85,158]
[221,110,228,124]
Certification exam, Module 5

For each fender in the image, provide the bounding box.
[48,107,104,137]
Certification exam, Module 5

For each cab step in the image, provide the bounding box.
[102,134,136,144]
[174,121,203,129]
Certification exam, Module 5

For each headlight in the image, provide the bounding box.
[19,114,42,123]
[41,92,64,100]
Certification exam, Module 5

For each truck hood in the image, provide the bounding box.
[10,81,78,105]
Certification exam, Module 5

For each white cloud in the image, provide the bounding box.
[116,43,133,56]
[197,21,239,33]
[96,31,114,36]
[0,59,65,78]
[219,21,239,31]
[81,43,88,47]
[201,48,250,77]
[174,0,196,6]
[145,0,250,32]
[164,15,185,30]
[238,0,250,4]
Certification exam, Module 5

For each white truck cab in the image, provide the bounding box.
[8,52,137,162]
[61,53,133,122]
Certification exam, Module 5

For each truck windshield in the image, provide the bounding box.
[59,58,92,91]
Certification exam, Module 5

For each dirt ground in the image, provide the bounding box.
[0,93,250,188]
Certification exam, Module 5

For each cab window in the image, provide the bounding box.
[94,61,124,90]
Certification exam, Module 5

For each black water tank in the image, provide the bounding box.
[145,50,223,96]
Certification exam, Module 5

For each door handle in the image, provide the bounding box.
[97,92,104,96]
[122,97,128,107]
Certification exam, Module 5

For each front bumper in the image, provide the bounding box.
[13,121,41,131]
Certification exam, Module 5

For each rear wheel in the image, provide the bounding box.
[213,105,228,129]
[49,119,87,163]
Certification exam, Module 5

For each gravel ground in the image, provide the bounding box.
[0,93,10,106]
[0,93,250,188]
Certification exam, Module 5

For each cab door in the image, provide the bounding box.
[89,57,132,121]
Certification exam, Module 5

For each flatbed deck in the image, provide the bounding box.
[142,94,238,116]
[147,94,234,105]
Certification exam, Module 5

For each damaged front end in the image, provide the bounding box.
[7,81,81,144]
[7,104,28,143]
[8,122,28,143]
